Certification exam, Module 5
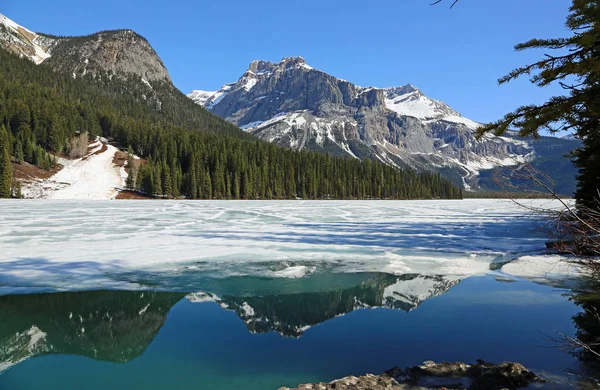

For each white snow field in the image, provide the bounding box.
[21,139,126,200]
[0,199,579,294]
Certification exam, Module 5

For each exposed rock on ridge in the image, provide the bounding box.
[39,30,172,83]
[0,12,171,83]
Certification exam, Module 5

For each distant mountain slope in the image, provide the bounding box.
[478,136,581,195]
[38,29,171,83]
[189,57,577,192]
[0,43,460,200]
[0,12,50,64]
[0,12,246,138]
[0,12,170,83]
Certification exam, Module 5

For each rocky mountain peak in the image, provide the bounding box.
[40,29,172,83]
[188,56,545,190]
[0,13,171,83]
[280,56,308,66]
[384,83,419,97]
[245,56,314,76]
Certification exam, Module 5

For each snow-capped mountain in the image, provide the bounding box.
[383,84,480,129]
[0,13,50,64]
[188,57,551,190]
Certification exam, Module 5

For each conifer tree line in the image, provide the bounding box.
[0,124,12,197]
[0,47,461,200]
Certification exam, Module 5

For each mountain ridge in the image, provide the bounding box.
[188,56,576,191]
[0,12,50,64]
[0,11,575,194]
[0,12,171,83]
[188,56,540,190]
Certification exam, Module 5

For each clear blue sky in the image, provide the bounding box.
[4,0,571,124]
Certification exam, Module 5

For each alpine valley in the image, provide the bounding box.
[0,4,597,390]
[189,57,579,193]
[0,11,578,196]
[0,12,462,201]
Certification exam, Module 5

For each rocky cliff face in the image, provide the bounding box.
[189,57,551,190]
[39,30,171,83]
[0,13,171,84]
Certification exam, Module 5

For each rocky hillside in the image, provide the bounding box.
[0,12,247,139]
[38,30,171,83]
[0,13,169,83]
[189,57,576,191]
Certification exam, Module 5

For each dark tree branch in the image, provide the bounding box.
[431,0,459,8]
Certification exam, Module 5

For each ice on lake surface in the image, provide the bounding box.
[0,199,582,295]
[0,199,598,389]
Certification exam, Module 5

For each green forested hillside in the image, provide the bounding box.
[0,48,461,199]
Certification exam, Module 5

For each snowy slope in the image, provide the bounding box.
[188,85,233,109]
[383,85,481,130]
[22,139,126,200]
[0,13,50,64]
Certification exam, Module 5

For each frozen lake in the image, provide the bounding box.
[0,199,579,294]
[1,199,596,389]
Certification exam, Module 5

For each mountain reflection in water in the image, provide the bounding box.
[0,273,458,371]
[1,272,595,390]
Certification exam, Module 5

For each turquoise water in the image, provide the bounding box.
[0,274,589,389]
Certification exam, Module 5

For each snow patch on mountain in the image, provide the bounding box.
[0,12,51,64]
[242,76,257,91]
[188,84,232,109]
[384,85,480,130]
[21,138,126,199]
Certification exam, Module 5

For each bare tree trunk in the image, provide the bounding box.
[68,132,90,159]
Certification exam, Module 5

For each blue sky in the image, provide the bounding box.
[4,0,571,124]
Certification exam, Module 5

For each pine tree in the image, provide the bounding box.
[12,180,22,198]
[126,164,136,191]
[477,0,600,211]
[125,148,136,190]
[0,125,12,198]
[154,163,163,197]
[162,161,173,198]
[140,163,154,197]
[13,139,24,163]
